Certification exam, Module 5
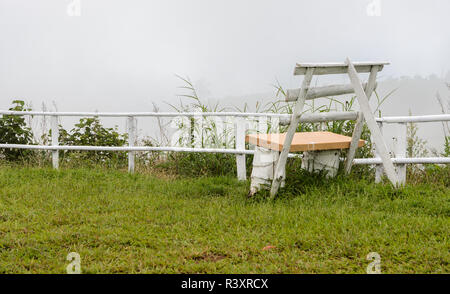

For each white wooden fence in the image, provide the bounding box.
[0,110,449,183]
[358,114,450,183]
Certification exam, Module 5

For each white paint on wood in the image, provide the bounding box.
[376,114,450,123]
[0,110,293,118]
[345,65,380,174]
[235,117,247,181]
[294,61,389,75]
[51,115,59,169]
[353,157,450,164]
[285,82,375,101]
[296,61,390,67]
[374,121,384,183]
[2,110,448,123]
[278,111,359,125]
[393,123,407,184]
[301,150,340,178]
[127,116,136,173]
[249,146,283,196]
[345,112,364,174]
[347,58,399,185]
[270,67,315,198]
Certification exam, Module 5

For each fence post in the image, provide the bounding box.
[374,121,384,183]
[128,116,136,173]
[393,122,407,184]
[51,115,59,169]
[235,117,247,181]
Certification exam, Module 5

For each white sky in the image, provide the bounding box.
[0,0,449,110]
[1,0,449,151]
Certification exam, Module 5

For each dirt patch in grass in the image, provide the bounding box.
[190,252,228,263]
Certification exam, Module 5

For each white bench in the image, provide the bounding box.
[246,131,365,196]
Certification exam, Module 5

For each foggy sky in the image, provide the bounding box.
[1,0,449,108]
[0,0,449,150]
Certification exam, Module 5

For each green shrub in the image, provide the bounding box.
[444,136,450,157]
[57,117,128,165]
[0,100,34,161]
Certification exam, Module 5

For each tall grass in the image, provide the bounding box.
[147,75,397,178]
[1,77,448,182]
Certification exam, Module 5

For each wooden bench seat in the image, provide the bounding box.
[246,131,365,152]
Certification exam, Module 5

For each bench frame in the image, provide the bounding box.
[269,58,399,198]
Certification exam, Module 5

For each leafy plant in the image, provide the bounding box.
[444,136,450,157]
[0,100,34,161]
[406,111,428,158]
[57,117,128,164]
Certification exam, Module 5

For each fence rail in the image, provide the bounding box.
[0,110,289,118]
[376,114,450,123]
[372,114,449,183]
[1,110,449,182]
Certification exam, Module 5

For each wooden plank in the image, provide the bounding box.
[393,123,407,185]
[246,131,365,152]
[294,61,389,75]
[270,67,315,198]
[346,58,399,185]
[286,82,374,101]
[374,121,384,183]
[344,65,380,174]
[51,115,59,169]
[128,116,136,173]
[235,117,247,181]
[344,112,364,173]
[279,111,358,126]
[296,61,390,67]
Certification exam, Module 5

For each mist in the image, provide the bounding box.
[1,0,449,150]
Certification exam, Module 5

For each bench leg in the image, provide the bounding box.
[345,65,379,174]
[302,150,340,178]
[347,58,399,186]
[248,146,283,197]
[270,67,315,198]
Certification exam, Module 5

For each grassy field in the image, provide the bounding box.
[0,165,448,274]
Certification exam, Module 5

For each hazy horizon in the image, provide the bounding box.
[1,0,449,151]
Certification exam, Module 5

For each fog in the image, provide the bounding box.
[1,0,449,150]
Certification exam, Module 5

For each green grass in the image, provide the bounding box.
[0,165,448,274]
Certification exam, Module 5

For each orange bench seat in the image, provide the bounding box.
[245,131,365,152]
